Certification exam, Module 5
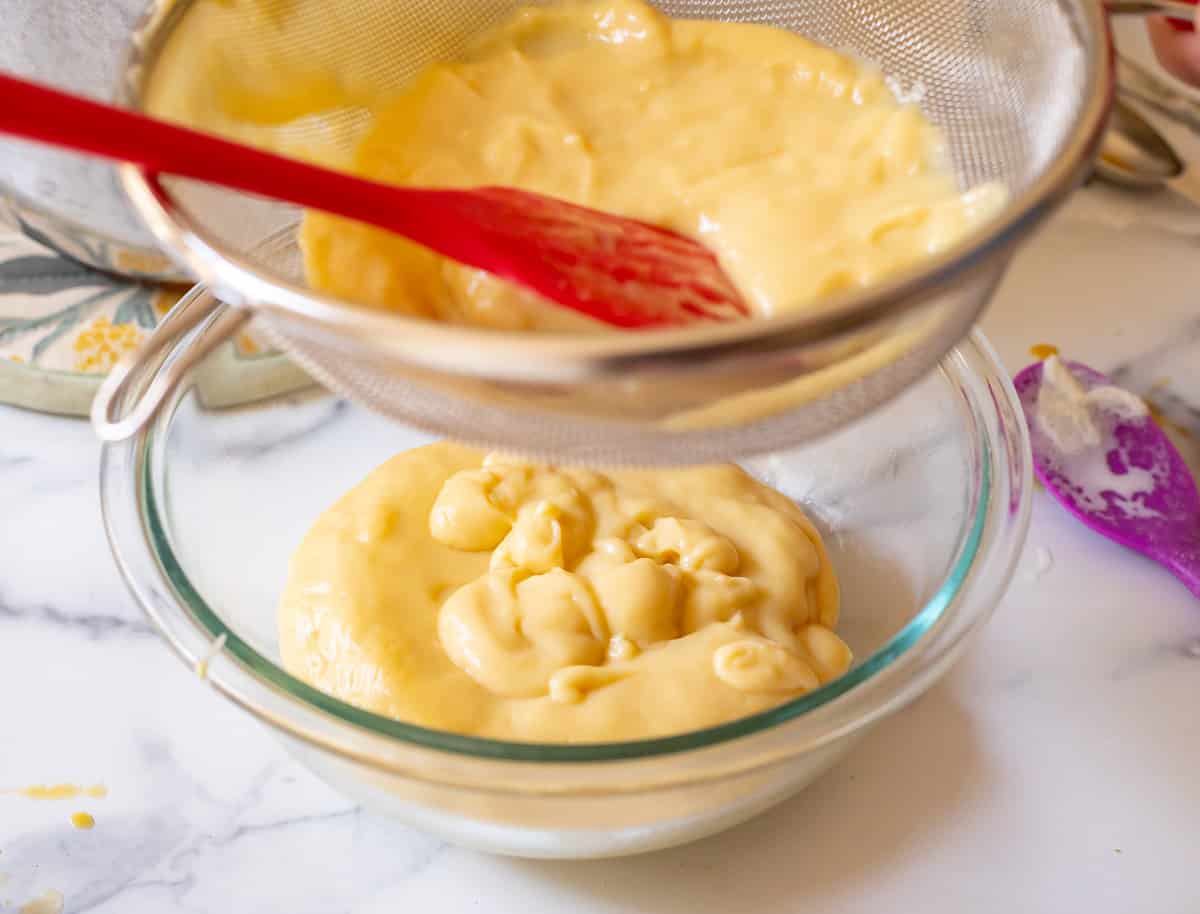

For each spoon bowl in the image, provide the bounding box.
[1015,357,1200,600]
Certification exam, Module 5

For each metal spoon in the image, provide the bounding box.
[1107,1,1200,15]
[1094,97,1200,205]
[1118,53,1200,134]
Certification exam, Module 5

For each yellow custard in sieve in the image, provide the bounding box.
[297,0,1003,329]
[278,444,848,742]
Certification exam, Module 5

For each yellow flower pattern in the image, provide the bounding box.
[73,317,145,374]
[153,287,187,318]
[113,248,175,278]
[0,225,294,415]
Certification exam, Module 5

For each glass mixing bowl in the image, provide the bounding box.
[99,287,1031,859]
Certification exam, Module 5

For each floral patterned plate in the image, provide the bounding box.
[0,219,310,417]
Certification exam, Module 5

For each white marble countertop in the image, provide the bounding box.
[5,34,1200,914]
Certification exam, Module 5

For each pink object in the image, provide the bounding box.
[0,72,750,330]
[1015,358,1200,599]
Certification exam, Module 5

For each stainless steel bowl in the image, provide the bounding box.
[0,0,183,279]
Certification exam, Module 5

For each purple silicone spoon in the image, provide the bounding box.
[1014,356,1200,599]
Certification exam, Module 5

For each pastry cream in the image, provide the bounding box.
[278,443,849,742]
[145,0,1003,330]
[299,0,1002,329]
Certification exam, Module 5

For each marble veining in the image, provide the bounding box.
[0,595,154,641]
[196,396,348,463]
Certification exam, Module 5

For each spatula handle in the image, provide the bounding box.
[0,72,438,239]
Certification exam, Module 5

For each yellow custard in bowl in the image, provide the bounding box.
[278,443,849,742]
[298,0,1003,329]
[104,301,1030,855]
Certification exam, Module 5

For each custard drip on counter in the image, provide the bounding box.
[278,443,849,742]
[13,784,106,800]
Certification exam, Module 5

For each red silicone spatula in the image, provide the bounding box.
[1166,0,1197,31]
[0,72,750,329]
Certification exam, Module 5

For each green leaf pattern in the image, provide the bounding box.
[0,229,160,373]
[112,286,160,330]
[0,222,292,432]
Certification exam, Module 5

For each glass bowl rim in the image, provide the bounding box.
[100,312,1031,770]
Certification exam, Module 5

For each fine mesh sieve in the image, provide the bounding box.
[98,0,1113,464]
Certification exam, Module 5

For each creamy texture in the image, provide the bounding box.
[291,0,1004,329]
[145,0,385,167]
[1033,356,1160,520]
[1037,355,1149,457]
[278,443,848,742]
[145,0,1003,329]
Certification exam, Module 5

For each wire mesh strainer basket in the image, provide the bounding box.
[95,0,1113,464]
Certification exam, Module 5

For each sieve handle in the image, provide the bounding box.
[1106,1,1200,17]
[91,293,249,442]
